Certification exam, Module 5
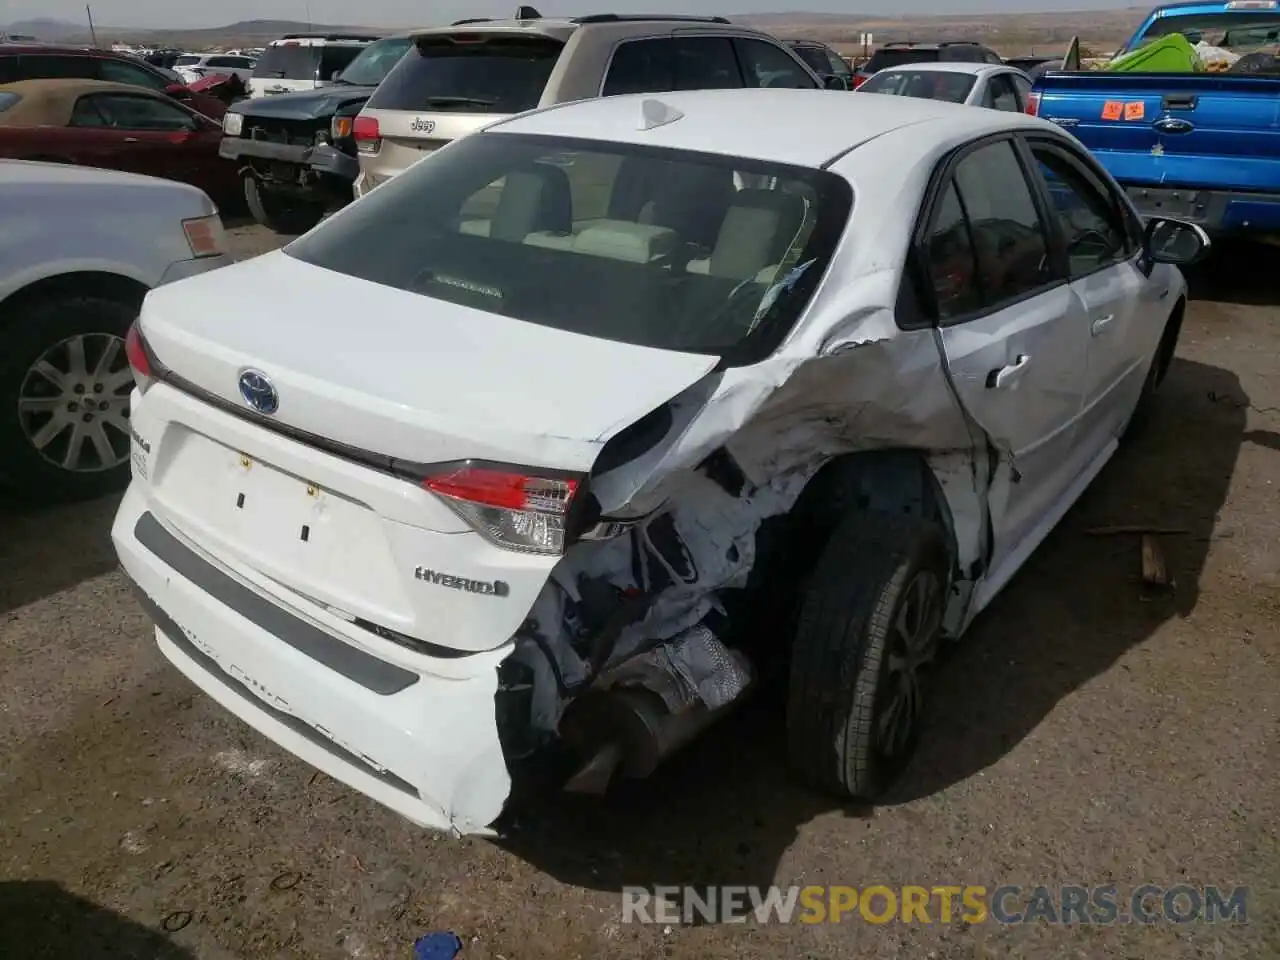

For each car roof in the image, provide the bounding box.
[490,87,1048,168]
[873,61,1007,76]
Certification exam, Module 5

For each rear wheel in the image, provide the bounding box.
[787,510,949,800]
[243,176,325,236]
[0,293,139,502]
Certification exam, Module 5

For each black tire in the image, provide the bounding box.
[243,176,325,235]
[787,509,949,801]
[0,293,140,503]
[1122,299,1184,442]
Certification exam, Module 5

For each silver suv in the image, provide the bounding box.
[353,10,833,196]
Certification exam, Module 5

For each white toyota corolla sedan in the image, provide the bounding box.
[113,88,1208,835]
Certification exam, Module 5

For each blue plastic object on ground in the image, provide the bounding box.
[413,932,463,960]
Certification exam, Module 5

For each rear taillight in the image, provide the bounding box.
[353,115,380,154]
[424,465,581,555]
[1025,92,1040,116]
[852,74,868,89]
[124,321,153,391]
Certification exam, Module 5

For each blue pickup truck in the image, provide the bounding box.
[1029,0,1280,240]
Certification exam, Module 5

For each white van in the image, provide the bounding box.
[247,34,379,98]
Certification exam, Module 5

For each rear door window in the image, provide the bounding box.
[253,44,320,81]
[733,38,818,88]
[602,37,742,96]
[366,35,563,113]
[825,49,854,81]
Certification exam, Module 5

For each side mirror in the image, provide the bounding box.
[1143,217,1211,266]
[822,74,849,91]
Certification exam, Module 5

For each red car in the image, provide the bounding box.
[0,43,228,119]
[0,79,238,208]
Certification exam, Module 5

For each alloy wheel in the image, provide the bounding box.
[17,332,134,473]
[875,569,944,758]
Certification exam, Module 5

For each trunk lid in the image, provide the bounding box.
[140,250,719,466]
[134,251,719,653]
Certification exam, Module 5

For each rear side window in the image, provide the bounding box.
[867,48,939,71]
[366,35,563,114]
[254,44,320,81]
[286,131,852,363]
[603,37,741,96]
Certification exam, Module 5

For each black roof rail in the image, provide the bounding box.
[278,32,378,42]
[572,13,731,24]
[452,17,492,25]
[937,40,982,47]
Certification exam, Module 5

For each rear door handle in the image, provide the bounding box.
[1091,313,1115,336]
[987,354,1031,389]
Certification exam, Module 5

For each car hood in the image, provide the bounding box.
[232,85,378,121]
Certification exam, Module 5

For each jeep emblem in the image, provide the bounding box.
[410,117,436,135]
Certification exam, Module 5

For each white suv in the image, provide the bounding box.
[353,10,831,196]
[247,34,378,98]
[113,89,1206,834]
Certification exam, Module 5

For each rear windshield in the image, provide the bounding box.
[174,55,201,66]
[253,44,319,80]
[866,48,940,71]
[859,69,976,103]
[333,36,411,86]
[365,34,564,114]
[286,132,851,363]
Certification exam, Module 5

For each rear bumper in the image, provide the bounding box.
[1125,185,1280,236]
[111,484,513,834]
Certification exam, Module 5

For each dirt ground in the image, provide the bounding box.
[1,227,1277,960]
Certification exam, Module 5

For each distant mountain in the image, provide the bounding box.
[1,17,93,41]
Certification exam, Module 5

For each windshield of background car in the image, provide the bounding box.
[174,55,201,66]
[364,34,564,114]
[285,132,852,362]
[252,44,319,80]
[335,36,411,85]
[319,45,367,80]
[1131,12,1280,72]
[859,69,976,103]
[866,48,940,71]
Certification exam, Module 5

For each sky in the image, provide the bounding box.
[8,0,1147,31]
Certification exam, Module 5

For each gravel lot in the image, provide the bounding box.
[1,226,1277,959]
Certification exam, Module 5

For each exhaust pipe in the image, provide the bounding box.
[558,625,754,794]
